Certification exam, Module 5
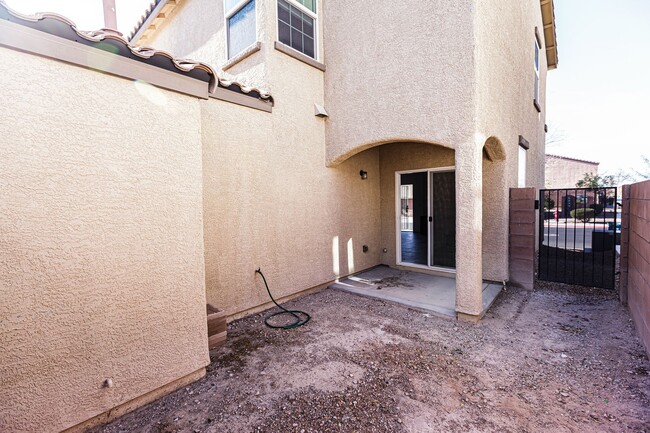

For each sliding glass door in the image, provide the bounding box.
[397,169,455,269]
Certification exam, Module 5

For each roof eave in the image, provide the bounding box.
[540,0,558,70]
[129,0,176,45]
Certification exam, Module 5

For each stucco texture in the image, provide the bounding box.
[474,0,550,282]
[0,48,209,433]
[136,0,550,318]
[322,0,476,166]
[200,68,381,316]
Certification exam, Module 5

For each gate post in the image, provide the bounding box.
[509,188,536,290]
[619,184,631,305]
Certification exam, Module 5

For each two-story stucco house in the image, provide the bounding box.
[131,0,557,319]
[0,0,557,431]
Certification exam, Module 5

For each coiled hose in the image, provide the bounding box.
[255,268,310,329]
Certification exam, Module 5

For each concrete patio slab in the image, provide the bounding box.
[329,265,503,319]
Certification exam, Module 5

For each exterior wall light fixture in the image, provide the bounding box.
[359,170,368,180]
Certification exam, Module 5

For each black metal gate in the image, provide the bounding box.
[538,187,618,289]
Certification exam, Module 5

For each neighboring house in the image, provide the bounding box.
[545,153,600,189]
[0,0,558,431]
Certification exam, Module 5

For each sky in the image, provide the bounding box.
[4,1,649,177]
[4,0,153,35]
[546,0,650,177]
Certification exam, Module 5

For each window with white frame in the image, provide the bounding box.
[533,36,541,110]
[277,0,317,59]
[226,0,256,59]
[518,145,527,187]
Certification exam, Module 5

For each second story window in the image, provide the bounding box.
[226,0,256,59]
[533,34,541,111]
[277,0,317,59]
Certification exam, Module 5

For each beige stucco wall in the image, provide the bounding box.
[545,155,599,189]
[201,45,382,314]
[322,0,476,166]
[0,47,209,433]
[146,0,552,315]
[474,0,550,282]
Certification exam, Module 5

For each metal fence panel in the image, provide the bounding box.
[538,187,618,289]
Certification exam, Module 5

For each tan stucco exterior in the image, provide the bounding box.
[1,0,557,430]
[545,154,599,189]
[133,0,553,317]
[201,97,381,315]
[0,47,209,433]
[322,0,475,166]
[474,0,550,282]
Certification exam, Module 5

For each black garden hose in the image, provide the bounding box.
[255,268,310,329]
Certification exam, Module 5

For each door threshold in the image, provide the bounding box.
[395,264,456,278]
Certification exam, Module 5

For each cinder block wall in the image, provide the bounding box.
[624,180,650,358]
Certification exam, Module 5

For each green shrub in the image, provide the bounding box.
[570,207,596,222]
[544,196,555,210]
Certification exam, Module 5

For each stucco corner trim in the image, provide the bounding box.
[274,41,326,72]
[209,86,273,113]
[222,41,262,71]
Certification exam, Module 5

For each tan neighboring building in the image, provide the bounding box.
[545,154,599,189]
[0,0,558,431]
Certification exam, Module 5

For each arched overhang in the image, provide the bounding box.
[483,136,506,162]
[327,138,456,168]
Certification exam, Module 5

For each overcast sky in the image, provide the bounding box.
[6,1,650,177]
[546,0,650,177]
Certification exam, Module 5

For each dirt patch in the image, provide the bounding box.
[92,282,650,433]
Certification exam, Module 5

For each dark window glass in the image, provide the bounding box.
[303,35,314,58]
[303,15,314,36]
[290,8,303,31]
[291,27,303,52]
[278,1,290,23]
[278,20,291,46]
[277,0,316,59]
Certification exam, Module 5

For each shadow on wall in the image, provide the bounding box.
[482,136,509,282]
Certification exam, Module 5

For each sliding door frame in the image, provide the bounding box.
[395,166,456,274]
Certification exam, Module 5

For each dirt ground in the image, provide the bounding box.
[93,282,650,433]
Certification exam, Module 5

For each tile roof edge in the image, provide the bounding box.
[0,0,273,104]
[546,154,600,165]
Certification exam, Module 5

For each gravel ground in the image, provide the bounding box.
[93,281,650,433]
